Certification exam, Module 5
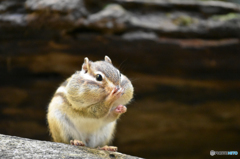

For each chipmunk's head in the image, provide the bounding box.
[66,56,133,110]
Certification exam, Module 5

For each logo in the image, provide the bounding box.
[210,150,215,156]
[210,150,238,156]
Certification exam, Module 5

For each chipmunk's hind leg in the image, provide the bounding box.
[98,145,118,152]
[70,139,85,146]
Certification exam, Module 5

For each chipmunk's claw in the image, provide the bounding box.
[70,139,85,146]
[98,145,118,152]
[106,87,125,106]
[111,87,124,97]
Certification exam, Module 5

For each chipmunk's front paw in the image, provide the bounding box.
[114,105,127,114]
[70,139,85,146]
[98,145,118,152]
[106,87,125,105]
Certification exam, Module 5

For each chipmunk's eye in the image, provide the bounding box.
[118,71,121,77]
[96,74,103,81]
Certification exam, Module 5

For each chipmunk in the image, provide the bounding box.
[47,56,134,151]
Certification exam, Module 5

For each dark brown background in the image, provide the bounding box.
[0,0,240,158]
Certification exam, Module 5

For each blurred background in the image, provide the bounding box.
[0,0,240,158]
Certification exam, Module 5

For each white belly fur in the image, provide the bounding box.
[56,108,116,148]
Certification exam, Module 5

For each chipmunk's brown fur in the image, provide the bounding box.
[47,56,133,151]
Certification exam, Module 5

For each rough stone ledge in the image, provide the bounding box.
[0,134,142,159]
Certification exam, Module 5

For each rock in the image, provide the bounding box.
[0,134,142,159]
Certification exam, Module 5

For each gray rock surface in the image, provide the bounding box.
[0,134,142,159]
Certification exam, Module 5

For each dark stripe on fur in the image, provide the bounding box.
[85,80,104,89]
[62,114,75,142]
[54,92,72,106]
[61,80,68,87]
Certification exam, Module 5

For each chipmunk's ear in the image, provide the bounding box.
[105,56,112,64]
[82,57,90,73]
